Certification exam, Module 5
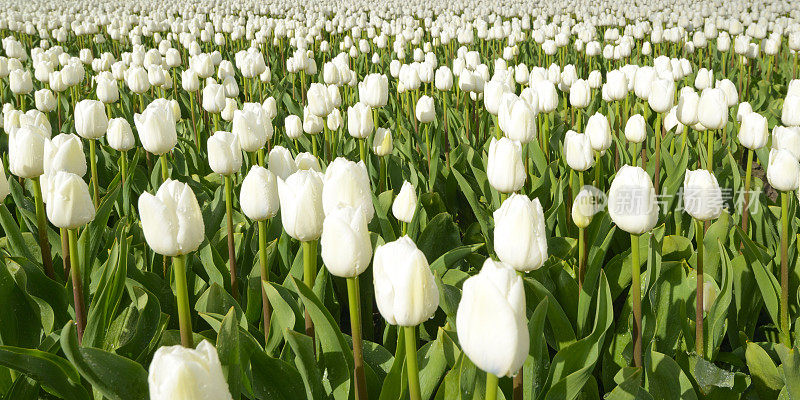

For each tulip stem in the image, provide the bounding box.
[224,175,239,301]
[578,227,585,292]
[359,138,366,162]
[742,149,753,236]
[347,277,368,400]
[302,240,317,339]
[31,177,55,280]
[404,325,421,400]
[780,192,791,346]
[485,372,499,400]
[160,154,169,183]
[60,228,70,280]
[173,254,194,348]
[379,157,386,193]
[68,228,86,343]
[258,220,271,346]
[189,93,199,150]
[630,233,642,368]
[706,130,714,172]
[654,112,662,195]
[695,218,705,357]
[89,138,99,206]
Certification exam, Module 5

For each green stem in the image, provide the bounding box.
[173,254,194,347]
[379,157,386,192]
[742,149,753,235]
[780,192,791,346]
[359,138,366,162]
[348,277,367,400]
[695,219,705,357]
[578,227,585,292]
[303,240,318,339]
[404,325,421,400]
[32,177,54,279]
[258,220,271,345]
[89,138,99,205]
[706,130,713,172]
[160,154,169,183]
[485,372,499,400]
[224,175,238,300]
[630,233,642,367]
[68,229,85,343]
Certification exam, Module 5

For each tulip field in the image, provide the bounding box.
[3,1,800,399]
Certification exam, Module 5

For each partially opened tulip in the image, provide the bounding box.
[148,340,233,400]
[322,158,374,222]
[8,124,53,278]
[373,235,438,400]
[139,179,204,347]
[45,171,95,341]
[457,258,528,400]
[208,130,242,299]
[321,205,373,399]
[74,99,107,204]
[278,169,324,339]
[487,137,526,194]
[240,165,279,344]
[608,165,658,367]
[494,194,547,272]
[682,168,723,357]
[135,99,178,173]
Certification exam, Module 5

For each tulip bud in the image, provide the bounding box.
[738,112,768,150]
[572,186,604,228]
[605,70,628,101]
[9,69,33,95]
[564,130,595,171]
[34,89,56,112]
[207,131,242,175]
[783,95,800,127]
[139,179,205,256]
[457,258,528,378]
[625,114,646,143]
[74,99,108,139]
[0,166,9,202]
[373,236,439,326]
[181,70,200,92]
[536,80,558,113]
[697,88,728,130]
[233,103,270,152]
[484,81,509,115]
[392,181,417,223]
[500,96,537,143]
[9,125,47,178]
[772,126,800,159]
[415,95,435,123]
[487,137,526,193]
[494,194,548,271]
[262,97,277,120]
[569,79,591,109]
[125,66,150,94]
[321,206,373,278]
[284,115,303,139]
[202,83,225,113]
[148,340,233,400]
[96,74,119,103]
[135,100,177,155]
[278,170,324,242]
[608,165,659,234]
[715,79,739,107]
[648,78,675,113]
[359,73,389,108]
[322,158,374,222]
[435,66,453,91]
[373,128,393,156]
[702,280,718,315]
[585,112,612,151]
[240,166,279,221]
[307,83,334,117]
[268,146,297,180]
[43,134,85,177]
[768,148,800,191]
[42,170,94,229]
[683,169,723,221]
[347,102,373,139]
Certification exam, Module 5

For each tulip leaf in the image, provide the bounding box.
[417,212,462,264]
[59,323,148,400]
[250,349,306,400]
[643,351,697,400]
[290,275,353,400]
[82,230,128,348]
[217,307,243,400]
[283,329,326,400]
[777,345,800,400]
[0,204,35,261]
[745,341,783,399]
[0,345,88,400]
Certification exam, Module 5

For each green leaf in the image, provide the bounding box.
[745,341,783,399]
[644,351,697,400]
[59,323,148,400]
[0,345,88,400]
[776,345,800,400]
[283,329,326,400]
[217,308,242,400]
